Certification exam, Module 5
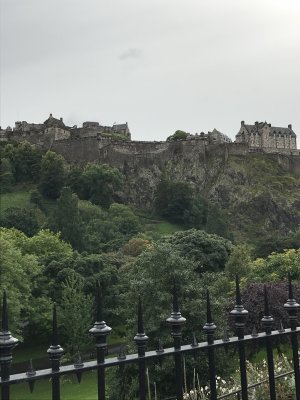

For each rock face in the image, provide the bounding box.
[102,143,300,241]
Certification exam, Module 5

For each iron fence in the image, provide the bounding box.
[1,275,300,400]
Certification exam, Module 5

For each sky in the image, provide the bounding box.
[1,0,300,141]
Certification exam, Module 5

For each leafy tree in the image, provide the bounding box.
[206,203,231,239]
[78,163,123,208]
[58,274,93,356]
[48,187,83,249]
[248,249,300,282]
[183,195,208,228]
[23,229,73,258]
[253,231,300,258]
[109,203,141,235]
[225,244,253,278]
[0,157,14,193]
[0,207,39,236]
[38,151,65,198]
[0,228,41,335]
[3,141,42,182]
[164,229,233,273]
[154,180,193,223]
[167,130,189,141]
[117,242,232,397]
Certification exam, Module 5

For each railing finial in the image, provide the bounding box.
[235,275,242,305]
[206,290,213,324]
[52,304,58,346]
[1,291,9,331]
[137,296,144,335]
[96,280,103,322]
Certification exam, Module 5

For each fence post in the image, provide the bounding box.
[166,281,186,400]
[230,276,249,400]
[0,292,19,400]
[134,297,149,400]
[47,304,64,400]
[203,290,217,400]
[261,285,276,400]
[89,281,112,400]
[284,273,300,399]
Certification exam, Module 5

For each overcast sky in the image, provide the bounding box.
[1,0,300,141]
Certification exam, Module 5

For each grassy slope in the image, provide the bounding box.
[11,372,98,400]
[0,190,32,213]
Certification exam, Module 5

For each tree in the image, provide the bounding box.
[164,228,233,273]
[38,151,65,198]
[48,187,83,249]
[117,242,232,397]
[3,141,42,182]
[0,228,41,335]
[154,180,193,223]
[58,274,93,356]
[0,158,14,193]
[109,203,141,235]
[167,130,189,141]
[248,248,300,282]
[225,244,253,278]
[0,207,39,236]
[78,163,123,208]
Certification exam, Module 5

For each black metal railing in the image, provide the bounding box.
[1,274,300,400]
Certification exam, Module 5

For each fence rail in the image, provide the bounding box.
[1,275,300,400]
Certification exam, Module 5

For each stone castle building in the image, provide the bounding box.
[0,115,298,162]
[235,121,297,151]
[0,114,131,142]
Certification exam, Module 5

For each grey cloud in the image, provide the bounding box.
[119,48,143,60]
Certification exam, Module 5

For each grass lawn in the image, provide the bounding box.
[148,220,184,235]
[0,189,33,213]
[11,371,98,400]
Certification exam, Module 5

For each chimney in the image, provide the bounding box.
[288,124,292,129]
[241,121,245,126]
[255,121,258,126]
[60,117,63,122]
[50,113,53,117]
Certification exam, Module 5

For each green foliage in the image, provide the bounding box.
[248,249,300,282]
[0,228,41,335]
[78,201,142,253]
[2,141,42,182]
[167,130,189,141]
[0,157,15,193]
[225,244,253,278]
[252,230,300,258]
[38,151,66,198]
[164,228,233,273]
[155,180,193,223]
[23,229,73,258]
[76,163,123,208]
[58,274,93,356]
[0,207,39,236]
[118,242,232,396]
[48,187,83,249]
[0,189,32,213]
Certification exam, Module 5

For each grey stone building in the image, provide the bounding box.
[235,121,297,150]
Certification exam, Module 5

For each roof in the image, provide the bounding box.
[242,122,296,137]
[43,114,66,128]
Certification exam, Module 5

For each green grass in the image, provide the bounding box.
[11,371,98,400]
[13,344,46,364]
[148,221,184,235]
[0,190,32,213]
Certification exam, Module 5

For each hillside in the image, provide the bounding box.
[120,150,300,242]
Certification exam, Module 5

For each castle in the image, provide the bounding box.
[0,115,298,165]
[0,114,131,142]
